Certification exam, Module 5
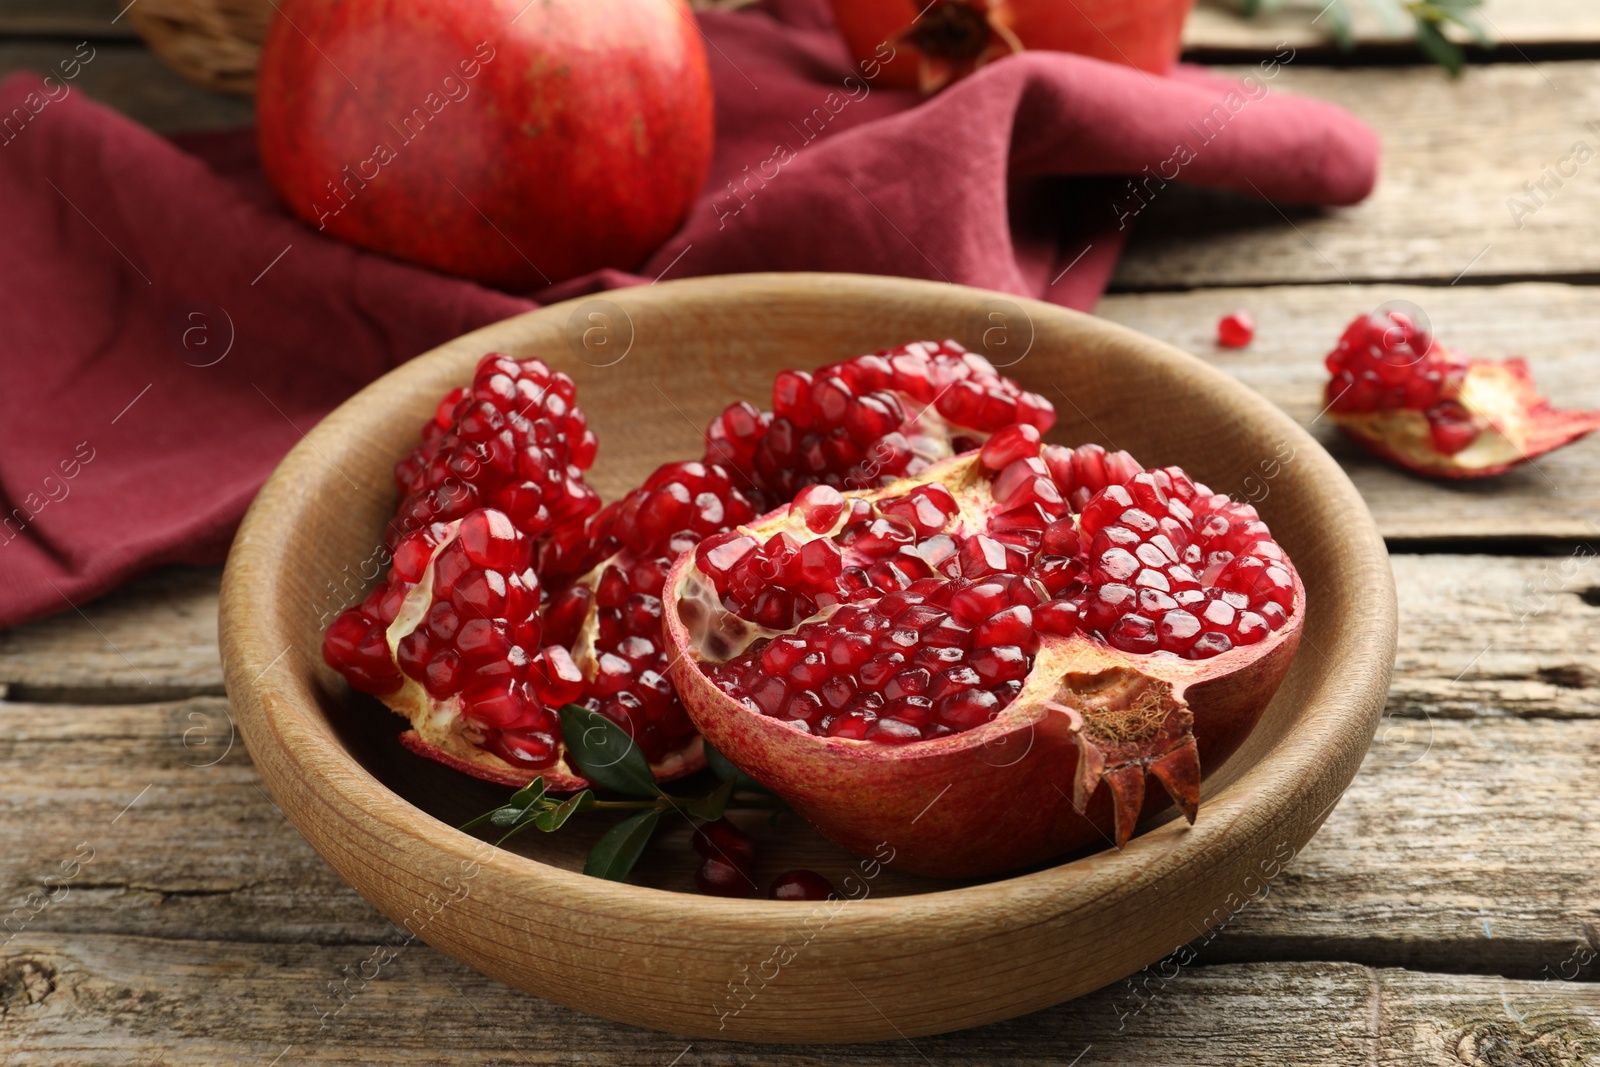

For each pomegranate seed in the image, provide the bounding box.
[1217,311,1255,348]
[768,870,836,901]
[979,423,1042,471]
[696,857,754,898]
[693,817,757,868]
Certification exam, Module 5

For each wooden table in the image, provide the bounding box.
[3,2,1598,1063]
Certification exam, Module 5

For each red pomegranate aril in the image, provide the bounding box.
[1217,311,1255,348]
[695,856,755,898]
[693,817,757,868]
[1035,598,1081,636]
[390,355,599,546]
[793,484,847,532]
[979,423,1043,471]
[769,870,837,901]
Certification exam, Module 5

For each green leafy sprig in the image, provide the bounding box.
[460,704,775,883]
[1237,0,1489,75]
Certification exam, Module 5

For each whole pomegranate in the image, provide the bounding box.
[256,0,714,288]
[829,0,1195,93]
[667,435,1303,878]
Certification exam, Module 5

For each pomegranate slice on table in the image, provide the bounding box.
[665,433,1303,878]
[1323,310,1600,478]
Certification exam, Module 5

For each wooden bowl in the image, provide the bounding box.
[219,273,1396,1043]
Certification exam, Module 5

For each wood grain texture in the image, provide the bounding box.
[2,938,1597,1066]
[3,554,1589,973]
[0,566,223,702]
[1184,0,1600,51]
[1097,282,1600,541]
[1113,62,1600,288]
[0,0,135,39]
[0,41,252,130]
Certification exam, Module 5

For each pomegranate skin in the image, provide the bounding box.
[665,463,1305,880]
[256,0,714,288]
[829,0,1194,93]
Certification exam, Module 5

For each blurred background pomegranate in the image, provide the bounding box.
[829,0,1196,91]
[254,0,714,288]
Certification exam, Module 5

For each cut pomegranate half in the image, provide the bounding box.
[1324,311,1600,478]
[665,437,1303,878]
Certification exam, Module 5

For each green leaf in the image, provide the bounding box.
[1371,0,1407,35]
[683,777,736,821]
[1414,16,1465,74]
[533,790,595,832]
[508,776,547,810]
[489,801,544,829]
[558,704,660,797]
[1326,1,1356,50]
[582,809,662,882]
[703,741,769,793]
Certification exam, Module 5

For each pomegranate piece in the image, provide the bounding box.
[1216,311,1254,349]
[538,461,759,766]
[1324,311,1600,478]
[323,509,589,786]
[703,339,1054,509]
[666,439,1304,878]
[390,353,600,546]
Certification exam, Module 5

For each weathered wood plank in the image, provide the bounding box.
[0,41,251,131]
[0,0,136,39]
[1,556,1596,973]
[1184,0,1600,52]
[1098,282,1600,541]
[0,566,223,703]
[1,940,1596,1064]
[1114,62,1600,288]
[9,0,1600,55]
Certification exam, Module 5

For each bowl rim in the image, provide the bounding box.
[218,271,1397,1040]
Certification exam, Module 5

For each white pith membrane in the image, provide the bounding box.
[376,523,702,789]
[670,453,1303,845]
[1331,364,1522,471]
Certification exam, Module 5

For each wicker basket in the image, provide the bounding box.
[129,0,756,96]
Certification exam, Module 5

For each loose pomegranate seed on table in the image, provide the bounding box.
[1216,311,1254,348]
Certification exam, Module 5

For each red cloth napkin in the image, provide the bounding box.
[0,0,1377,629]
